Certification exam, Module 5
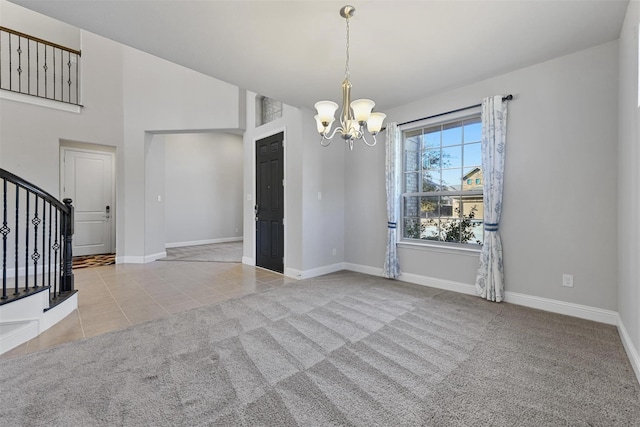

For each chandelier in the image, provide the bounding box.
[314,5,386,151]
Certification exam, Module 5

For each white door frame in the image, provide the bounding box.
[60,143,116,255]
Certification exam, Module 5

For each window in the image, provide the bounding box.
[401,115,484,246]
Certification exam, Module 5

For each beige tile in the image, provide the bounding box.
[3,257,279,357]
[80,304,127,327]
[79,300,122,317]
[108,288,149,302]
[26,310,84,352]
[83,316,131,338]
[163,300,202,314]
[0,342,29,360]
[153,293,197,307]
[197,293,232,307]
[220,288,251,299]
[121,303,168,325]
[180,286,224,299]
[78,289,115,307]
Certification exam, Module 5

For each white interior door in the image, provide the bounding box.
[62,148,114,256]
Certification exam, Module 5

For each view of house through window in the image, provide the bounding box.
[402,115,484,246]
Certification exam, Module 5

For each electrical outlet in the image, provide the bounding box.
[562,274,574,288]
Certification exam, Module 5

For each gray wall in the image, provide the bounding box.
[617,0,640,370]
[346,40,620,311]
[242,92,345,276]
[164,132,243,246]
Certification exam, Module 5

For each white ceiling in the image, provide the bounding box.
[9,0,630,112]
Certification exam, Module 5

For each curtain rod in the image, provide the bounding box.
[396,94,513,128]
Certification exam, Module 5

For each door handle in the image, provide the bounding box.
[105,205,111,219]
[254,204,259,222]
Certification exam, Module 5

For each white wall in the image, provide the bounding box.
[0,0,79,50]
[144,133,166,259]
[617,0,640,378]
[121,47,241,262]
[164,132,243,246]
[0,29,123,196]
[0,4,244,263]
[346,41,620,311]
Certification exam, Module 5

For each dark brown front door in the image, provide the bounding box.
[255,132,284,273]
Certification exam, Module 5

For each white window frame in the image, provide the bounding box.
[398,107,483,252]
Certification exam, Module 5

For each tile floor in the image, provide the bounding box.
[1,260,293,360]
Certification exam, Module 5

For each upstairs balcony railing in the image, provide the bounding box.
[0,26,81,106]
[1,168,75,309]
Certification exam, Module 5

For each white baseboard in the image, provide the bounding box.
[165,237,242,249]
[285,263,346,280]
[503,291,618,325]
[617,315,640,385]
[342,262,617,324]
[145,252,166,263]
[343,262,384,277]
[399,272,477,296]
[115,252,166,264]
[242,257,255,266]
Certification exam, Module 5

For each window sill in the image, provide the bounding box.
[397,240,481,257]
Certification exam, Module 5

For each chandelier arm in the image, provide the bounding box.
[360,131,378,147]
[324,125,345,141]
[320,135,333,147]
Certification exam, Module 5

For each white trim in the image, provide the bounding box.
[4,262,61,278]
[145,252,166,263]
[284,263,346,280]
[60,145,116,255]
[242,256,255,266]
[0,320,39,355]
[41,292,78,330]
[283,267,303,279]
[343,263,617,324]
[343,262,385,277]
[617,315,640,385]
[115,252,165,264]
[0,90,81,113]
[165,237,242,248]
[399,272,477,295]
[0,291,77,355]
[398,241,482,257]
[116,256,144,264]
[503,291,618,325]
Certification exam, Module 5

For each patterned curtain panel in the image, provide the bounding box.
[475,95,508,301]
[383,122,401,279]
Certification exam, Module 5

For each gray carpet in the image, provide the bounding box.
[160,241,243,263]
[1,271,639,426]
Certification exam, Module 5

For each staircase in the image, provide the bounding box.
[0,168,77,354]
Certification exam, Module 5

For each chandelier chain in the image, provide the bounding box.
[345,16,350,80]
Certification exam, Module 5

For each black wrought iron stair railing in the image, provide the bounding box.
[0,168,75,309]
[0,26,82,106]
